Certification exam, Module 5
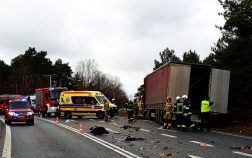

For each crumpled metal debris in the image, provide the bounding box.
[121,125,140,131]
[65,119,78,123]
[124,135,144,141]
[231,145,252,150]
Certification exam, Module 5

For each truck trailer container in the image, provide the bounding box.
[144,62,230,124]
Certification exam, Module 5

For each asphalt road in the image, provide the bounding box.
[1,115,252,158]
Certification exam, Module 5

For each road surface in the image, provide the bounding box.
[0,115,252,158]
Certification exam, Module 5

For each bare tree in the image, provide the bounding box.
[73,59,128,108]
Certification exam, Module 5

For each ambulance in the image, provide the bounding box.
[59,91,118,119]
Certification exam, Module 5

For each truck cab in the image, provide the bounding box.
[35,87,68,117]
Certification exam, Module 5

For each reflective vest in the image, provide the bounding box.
[201,100,210,112]
[175,102,184,114]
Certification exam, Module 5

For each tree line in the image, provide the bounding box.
[0,47,128,108]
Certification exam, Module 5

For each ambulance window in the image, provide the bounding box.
[84,97,97,105]
[72,97,86,104]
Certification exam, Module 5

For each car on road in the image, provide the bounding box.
[5,101,34,125]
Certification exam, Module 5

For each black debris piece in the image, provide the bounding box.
[90,126,109,135]
[124,135,144,141]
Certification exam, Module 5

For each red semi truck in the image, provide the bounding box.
[35,87,67,117]
[144,62,230,124]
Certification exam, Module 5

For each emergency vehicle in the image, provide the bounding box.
[5,100,34,125]
[0,95,11,114]
[35,87,68,117]
[59,91,118,119]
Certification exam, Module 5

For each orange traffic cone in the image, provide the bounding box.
[56,116,59,125]
[79,122,84,134]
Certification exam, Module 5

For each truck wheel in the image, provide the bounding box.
[65,112,72,119]
[7,120,11,125]
[97,111,104,119]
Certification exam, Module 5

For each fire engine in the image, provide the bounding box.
[35,87,67,117]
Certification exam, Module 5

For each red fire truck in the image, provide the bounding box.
[35,87,67,117]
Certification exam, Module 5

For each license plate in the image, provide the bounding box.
[51,113,55,116]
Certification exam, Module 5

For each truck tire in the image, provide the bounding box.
[65,112,72,119]
[7,120,11,125]
[97,111,105,119]
[47,113,51,117]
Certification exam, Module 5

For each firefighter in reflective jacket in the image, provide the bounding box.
[163,96,174,129]
[181,95,195,131]
[173,96,183,130]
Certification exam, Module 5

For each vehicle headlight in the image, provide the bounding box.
[8,112,15,116]
[27,112,34,115]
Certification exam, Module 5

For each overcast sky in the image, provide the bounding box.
[0,0,224,97]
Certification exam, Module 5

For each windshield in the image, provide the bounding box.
[50,91,62,100]
[96,96,111,104]
[9,102,30,109]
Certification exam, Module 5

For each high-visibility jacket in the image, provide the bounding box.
[174,102,184,114]
[201,100,210,112]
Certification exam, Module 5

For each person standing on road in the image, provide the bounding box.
[163,96,174,129]
[133,98,139,122]
[174,96,184,130]
[126,99,134,123]
[181,95,195,131]
[200,96,212,132]
[104,99,110,122]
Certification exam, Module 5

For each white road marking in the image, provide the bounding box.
[160,134,177,138]
[190,141,214,147]
[188,154,203,158]
[232,151,252,157]
[99,121,105,123]
[0,118,11,158]
[212,131,252,140]
[36,117,140,158]
[105,128,120,134]
[157,127,178,132]
[139,129,150,132]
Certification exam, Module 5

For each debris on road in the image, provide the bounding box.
[150,140,160,143]
[230,145,252,150]
[124,135,144,141]
[90,126,109,135]
[120,125,140,131]
[65,119,78,124]
[160,152,173,157]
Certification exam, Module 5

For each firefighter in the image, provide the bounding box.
[181,95,195,131]
[104,99,110,122]
[174,96,183,130]
[163,96,174,129]
[133,98,139,122]
[200,96,212,132]
[126,99,134,123]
